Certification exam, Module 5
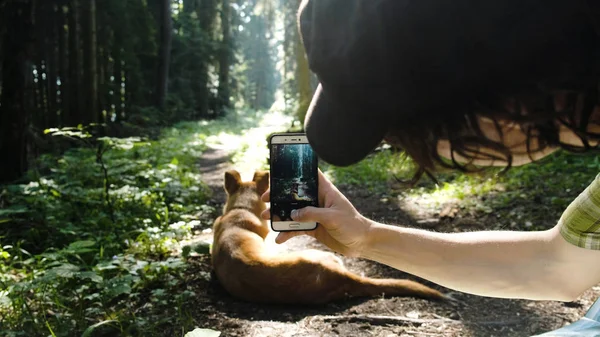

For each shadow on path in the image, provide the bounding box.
[189,144,594,337]
[199,146,234,206]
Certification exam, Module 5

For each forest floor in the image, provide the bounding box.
[5,109,599,337]
[187,128,600,337]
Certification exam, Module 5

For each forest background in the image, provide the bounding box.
[2,1,600,336]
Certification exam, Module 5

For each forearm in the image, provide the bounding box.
[360,221,574,300]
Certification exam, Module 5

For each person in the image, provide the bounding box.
[262,0,600,335]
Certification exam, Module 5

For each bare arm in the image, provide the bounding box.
[361,221,600,301]
[264,171,600,301]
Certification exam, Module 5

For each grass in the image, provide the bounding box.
[3,105,597,336]
[0,109,289,337]
[324,148,600,230]
[321,146,417,192]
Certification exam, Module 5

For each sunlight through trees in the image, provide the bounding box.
[0,0,313,183]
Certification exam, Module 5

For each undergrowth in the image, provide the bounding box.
[0,109,281,337]
[4,105,596,336]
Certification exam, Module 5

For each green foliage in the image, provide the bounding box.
[322,146,417,192]
[81,320,119,337]
[0,108,287,336]
[0,121,218,336]
[401,151,600,226]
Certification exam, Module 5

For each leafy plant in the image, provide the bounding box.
[0,118,222,336]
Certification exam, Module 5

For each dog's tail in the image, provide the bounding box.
[344,273,448,302]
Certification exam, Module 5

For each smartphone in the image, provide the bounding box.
[269,133,319,231]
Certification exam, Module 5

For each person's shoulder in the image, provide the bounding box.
[590,173,600,195]
[558,173,600,250]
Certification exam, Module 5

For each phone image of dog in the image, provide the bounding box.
[210,170,450,304]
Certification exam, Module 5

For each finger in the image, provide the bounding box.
[291,206,332,225]
[275,230,314,244]
[261,188,270,202]
[260,209,270,220]
[317,168,329,184]
[317,169,327,206]
[318,169,336,189]
[317,169,343,205]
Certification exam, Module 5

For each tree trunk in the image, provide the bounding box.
[97,44,106,123]
[59,1,70,126]
[195,0,217,118]
[68,0,83,126]
[0,0,35,183]
[38,5,50,125]
[294,0,311,125]
[155,0,172,110]
[48,3,60,127]
[216,0,231,116]
[183,0,197,12]
[186,0,200,118]
[113,39,123,122]
[82,0,98,124]
[96,13,111,126]
[34,3,49,128]
[281,0,295,114]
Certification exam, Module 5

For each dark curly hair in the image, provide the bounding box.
[383,0,600,179]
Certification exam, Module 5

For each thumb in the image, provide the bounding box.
[291,206,330,224]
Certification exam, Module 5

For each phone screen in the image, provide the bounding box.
[270,142,318,223]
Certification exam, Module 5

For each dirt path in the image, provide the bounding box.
[189,145,599,337]
[198,145,234,202]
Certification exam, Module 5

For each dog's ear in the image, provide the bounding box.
[253,171,269,196]
[224,170,242,195]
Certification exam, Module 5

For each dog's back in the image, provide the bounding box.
[211,170,447,304]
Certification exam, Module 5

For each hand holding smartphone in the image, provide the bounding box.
[269,133,319,231]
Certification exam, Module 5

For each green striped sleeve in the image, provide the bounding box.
[559,173,600,250]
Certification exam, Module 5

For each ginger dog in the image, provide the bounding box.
[211,170,448,304]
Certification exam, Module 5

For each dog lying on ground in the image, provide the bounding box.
[211,170,449,304]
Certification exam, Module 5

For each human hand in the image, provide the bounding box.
[261,169,372,257]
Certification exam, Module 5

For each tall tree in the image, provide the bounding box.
[294,0,311,125]
[120,0,157,110]
[280,0,296,114]
[83,0,98,124]
[68,0,83,126]
[112,24,123,123]
[0,0,34,183]
[48,3,61,127]
[196,0,217,118]
[216,0,232,116]
[59,1,70,125]
[34,2,52,129]
[236,2,278,110]
[156,0,173,110]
